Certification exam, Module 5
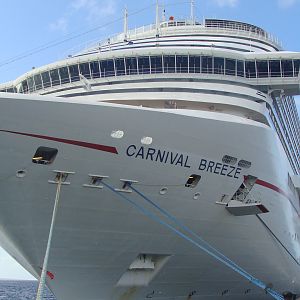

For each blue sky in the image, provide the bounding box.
[0,0,299,280]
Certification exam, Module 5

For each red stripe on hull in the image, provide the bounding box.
[0,129,118,154]
[255,179,286,197]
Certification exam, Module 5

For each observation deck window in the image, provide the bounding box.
[225,58,236,76]
[28,77,34,92]
[50,69,60,86]
[34,74,43,90]
[256,60,268,78]
[214,57,225,75]
[282,60,293,77]
[201,56,212,74]
[176,55,188,73]
[41,71,51,88]
[150,56,163,74]
[100,59,114,77]
[269,60,281,77]
[69,64,80,82]
[237,60,244,77]
[79,63,91,79]
[90,61,100,78]
[22,80,28,93]
[164,55,175,73]
[15,55,300,95]
[294,59,300,76]
[6,88,15,93]
[189,55,201,73]
[245,61,256,78]
[125,57,138,75]
[59,67,70,84]
[115,58,125,76]
[138,56,150,74]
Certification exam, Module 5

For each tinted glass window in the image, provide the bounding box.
[69,65,80,82]
[245,61,256,78]
[125,57,137,75]
[115,58,125,76]
[22,80,29,93]
[6,88,14,93]
[34,74,42,90]
[214,57,224,74]
[269,60,281,77]
[176,55,188,73]
[28,77,35,92]
[237,60,244,77]
[59,67,70,84]
[189,56,200,73]
[256,61,268,78]
[150,56,163,73]
[163,55,175,73]
[100,60,114,77]
[225,58,236,76]
[90,61,100,78]
[293,59,300,76]
[50,69,60,86]
[41,71,51,88]
[282,60,293,77]
[79,63,91,78]
[202,56,212,73]
[138,56,150,74]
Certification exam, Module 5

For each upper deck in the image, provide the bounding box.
[74,18,282,58]
[0,18,297,97]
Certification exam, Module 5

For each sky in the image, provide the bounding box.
[0,0,299,280]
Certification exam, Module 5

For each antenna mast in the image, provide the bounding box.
[162,2,166,22]
[155,0,160,37]
[124,6,128,41]
[190,0,195,24]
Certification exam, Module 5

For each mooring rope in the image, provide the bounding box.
[35,174,63,300]
[102,181,283,300]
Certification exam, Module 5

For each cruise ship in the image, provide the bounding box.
[0,4,299,300]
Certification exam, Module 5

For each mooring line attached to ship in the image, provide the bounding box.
[129,184,252,275]
[101,181,284,300]
[128,184,285,300]
[35,174,63,300]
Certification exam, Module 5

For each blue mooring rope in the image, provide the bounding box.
[101,181,284,300]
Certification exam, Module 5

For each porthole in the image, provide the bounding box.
[111,130,124,139]
[16,169,26,178]
[193,193,200,200]
[32,147,58,165]
[159,187,168,195]
[185,174,201,188]
[141,136,153,145]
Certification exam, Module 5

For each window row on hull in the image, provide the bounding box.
[1,55,300,93]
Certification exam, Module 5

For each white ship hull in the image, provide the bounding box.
[0,93,299,299]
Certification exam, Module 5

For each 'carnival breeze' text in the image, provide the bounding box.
[126,145,242,179]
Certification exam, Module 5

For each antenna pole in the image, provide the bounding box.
[155,0,160,37]
[124,6,128,41]
[190,0,195,24]
[162,1,166,22]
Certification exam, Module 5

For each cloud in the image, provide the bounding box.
[71,0,116,22]
[49,0,116,34]
[278,0,298,7]
[49,17,68,33]
[212,0,239,7]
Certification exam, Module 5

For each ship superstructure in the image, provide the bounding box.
[0,8,300,300]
